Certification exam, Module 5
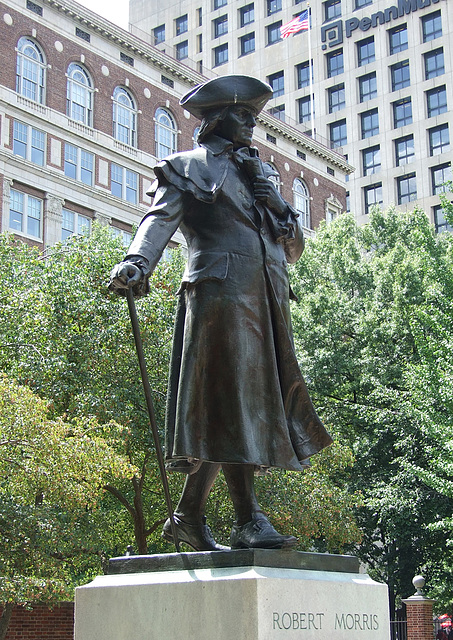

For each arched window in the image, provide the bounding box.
[16,37,46,104]
[155,108,177,159]
[293,178,310,229]
[66,63,94,127]
[113,87,137,147]
[263,162,281,192]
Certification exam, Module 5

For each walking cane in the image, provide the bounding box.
[126,287,180,552]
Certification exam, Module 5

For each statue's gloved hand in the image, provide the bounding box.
[108,256,150,297]
[253,177,288,219]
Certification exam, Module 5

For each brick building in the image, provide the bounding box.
[0,0,350,252]
[0,604,74,640]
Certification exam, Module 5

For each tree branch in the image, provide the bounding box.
[104,484,136,519]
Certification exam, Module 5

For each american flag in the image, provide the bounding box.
[280,9,309,39]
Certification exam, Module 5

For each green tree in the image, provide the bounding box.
[290,208,453,614]
[0,375,134,640]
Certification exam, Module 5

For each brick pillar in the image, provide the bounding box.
[403,576,434,640]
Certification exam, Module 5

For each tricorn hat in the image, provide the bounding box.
[180,75,273,120]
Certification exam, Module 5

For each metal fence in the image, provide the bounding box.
[390,619,408,640]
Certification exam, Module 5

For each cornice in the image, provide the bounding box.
[43,0,205,84]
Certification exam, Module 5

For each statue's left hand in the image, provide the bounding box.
[253,177,288,219]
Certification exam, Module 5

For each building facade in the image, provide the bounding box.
[0,0,349,254]
[129,0,452,228]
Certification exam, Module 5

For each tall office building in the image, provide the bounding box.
[0,0,349,250]
[130,0,452,229]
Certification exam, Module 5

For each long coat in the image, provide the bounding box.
[127,134,332,472]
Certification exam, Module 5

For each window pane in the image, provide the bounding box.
[432,164,452,195]
[327,50,343,78]
[434,205,452,234]
[27,195,41,237]
[214,43,228,66]
[393,97,412,128]
[268,71,284,97]
[424,49,444,80]
[389,25,408,54]
[293,179,310,228]
[267,0,281,16]
[111,163,123,198]
[357,37,375,67]
[154,25,165,44]
[364,183,383,213]
[427,86,447,117]
[362,146,381,176]
[214,15,228,37]
[361,109,379,139]
[267,21,282,45]
[67,64,92,126]
[296,61,311,89]
[359,72,377,102]
[429,125,450,156]
[330,119,347,148]
[328,84,345,113]
[126,170,138,204]
[13,121,27,159]
[240,32,255,56]
[155,108,177,159]
[176,40,189,60]
[391,60,410,91]
[395,135,414,166]
[10,189,24,231]
[397,174,417,204]
[62,208,75,234]
[175,14,188,35]
[64,154,77,180]
[324,0,341,21]
[81,150,94,185]
[31,128,45,165]
[77,214,91,235]
[16,38,45,104]
[298,96,313,123]
[422,10,442,42]
[240,3,254,26]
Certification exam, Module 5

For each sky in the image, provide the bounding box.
[76,0,129,30]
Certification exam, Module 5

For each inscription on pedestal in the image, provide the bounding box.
[271,611,382,633]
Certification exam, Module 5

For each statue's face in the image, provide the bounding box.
[215,105,256,149]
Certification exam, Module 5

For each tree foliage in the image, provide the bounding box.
[290,206,453,612]
[0,374,134,639]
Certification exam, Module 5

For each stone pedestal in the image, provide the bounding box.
[75,550,390,640]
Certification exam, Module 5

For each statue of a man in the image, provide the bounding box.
[109,75,332,551]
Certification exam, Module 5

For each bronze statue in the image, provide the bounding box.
[109,75,332,551]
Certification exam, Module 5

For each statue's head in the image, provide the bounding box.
[180,75,272,147]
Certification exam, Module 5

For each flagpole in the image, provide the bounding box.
[307,3,315,140]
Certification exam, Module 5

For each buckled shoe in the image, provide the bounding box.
[230,513,298,550]
[162,514,230,551]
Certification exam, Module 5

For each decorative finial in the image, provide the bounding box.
[412,575,425,596]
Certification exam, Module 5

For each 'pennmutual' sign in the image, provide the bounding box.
[321,0,443,49]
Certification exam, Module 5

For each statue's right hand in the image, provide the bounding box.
[108,259,148,297]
